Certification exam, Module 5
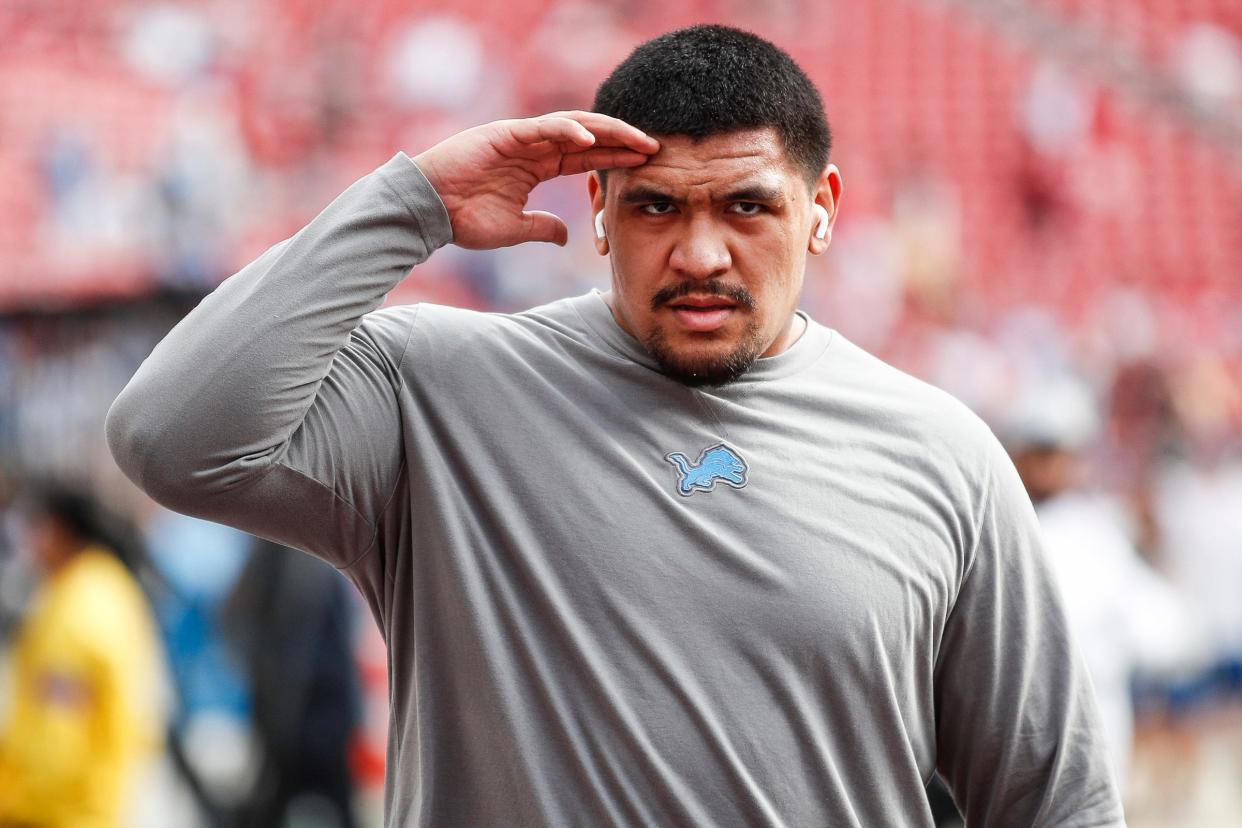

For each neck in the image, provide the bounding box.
[762,312,807,357]
[43,541,89,575]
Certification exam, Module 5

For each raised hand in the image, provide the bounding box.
[412,111,659,250]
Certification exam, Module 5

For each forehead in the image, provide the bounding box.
[611,128,800,195]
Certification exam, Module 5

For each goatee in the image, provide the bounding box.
[643,320,765,387]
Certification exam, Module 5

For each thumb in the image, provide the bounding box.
[520,210,569,246]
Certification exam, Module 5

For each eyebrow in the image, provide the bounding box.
[723,184,785,203]
[618,183,785,205]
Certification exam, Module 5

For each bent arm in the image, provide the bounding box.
[934,440,1126,826]
[106,153,452,566]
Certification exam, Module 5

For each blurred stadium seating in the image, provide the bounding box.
[1,0,1238,316]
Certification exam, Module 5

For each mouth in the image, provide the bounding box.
[666,295,740,332]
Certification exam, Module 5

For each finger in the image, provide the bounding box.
[545,110,660,153]
[559,148,652,176]
[509,117,595,148]
[520,210,569,246]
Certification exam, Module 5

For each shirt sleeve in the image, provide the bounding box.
[106,153,452,569]
[933,438,1127,827]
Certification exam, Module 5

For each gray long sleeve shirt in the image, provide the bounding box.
[107,153,1125,826]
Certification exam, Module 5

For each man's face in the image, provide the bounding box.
[1012,446,1078,505]
[23,510,74,573]
[589,127,839,386]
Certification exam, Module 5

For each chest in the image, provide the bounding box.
[403,372,964,671]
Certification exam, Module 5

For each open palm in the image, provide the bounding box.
[413,111,659,249]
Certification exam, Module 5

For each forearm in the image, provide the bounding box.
[106,153,451,510]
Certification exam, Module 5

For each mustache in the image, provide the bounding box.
[650,280,757,312]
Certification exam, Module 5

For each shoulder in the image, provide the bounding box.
[58,550,139,602]
[814,331,1004,484]
[346,302,520,374]
[402,294,591,339]
[380,294,603,371]
[56,551,155,650]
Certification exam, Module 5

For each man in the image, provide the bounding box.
[224,539,363,828]
[0,486,164,827]
[107,25,1124,826]
[1005,375,1198,794]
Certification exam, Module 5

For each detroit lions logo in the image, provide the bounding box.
[665,443,749,496]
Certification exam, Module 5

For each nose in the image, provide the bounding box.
[668,214,731,280]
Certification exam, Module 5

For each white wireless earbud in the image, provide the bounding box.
[594,212,606,240]
[812,204,830,240]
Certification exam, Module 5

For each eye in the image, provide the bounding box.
[728,202,765,216]
[640,203,676,216]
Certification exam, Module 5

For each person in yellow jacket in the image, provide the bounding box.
[0,486,164,828]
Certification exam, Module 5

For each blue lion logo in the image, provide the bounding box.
[665,443,749,496]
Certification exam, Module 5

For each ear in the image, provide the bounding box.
[587,172,609,256]
[808,163,843,255]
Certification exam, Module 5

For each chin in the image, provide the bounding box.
[644,326,765,388]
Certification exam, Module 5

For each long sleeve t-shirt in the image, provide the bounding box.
[107,153,1125,827]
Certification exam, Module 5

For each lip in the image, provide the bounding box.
[668,295,739,309]
[668,304,736,332]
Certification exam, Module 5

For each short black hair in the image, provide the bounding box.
[26,481,148,574]
[593,25,832,187]
[30,484,99,543]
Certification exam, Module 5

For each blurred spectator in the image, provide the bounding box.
[1004,374,1203,790]
[1154,453,1242,694]
[142,509,254,822]
[0,484,166,827]
[0,466,35,642]
[224,539,363,828]
[383,15,485,113]
[1171,23,1242,113]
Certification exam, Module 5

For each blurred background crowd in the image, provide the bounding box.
[1,0,1240,825]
